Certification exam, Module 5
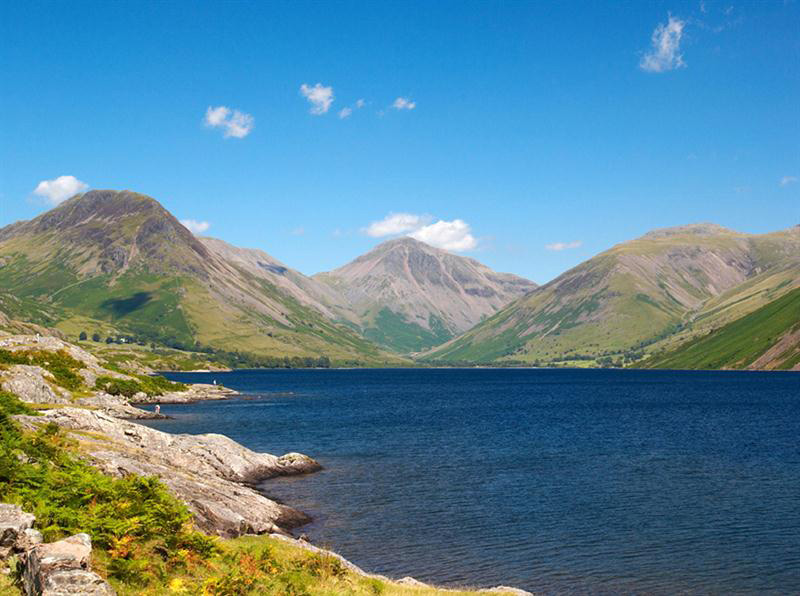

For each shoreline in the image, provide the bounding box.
[0,335,530,594]
[133,392,532,594]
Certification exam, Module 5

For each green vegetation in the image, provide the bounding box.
[94,374,187,398]
[0,391,216,591]
[363,309,453,354]
[0,349,85,390]
[0,391,493,595]
[643,287,800,370]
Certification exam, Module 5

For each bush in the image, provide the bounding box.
[0,349,85,391]
[94,374,186,398]
[0,392,218,587]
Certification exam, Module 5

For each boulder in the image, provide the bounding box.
[22,533,114,596]
[0,503,36,558]
[16,408,321,537]
[75,393,164,420]
[35,569,115,595]
[0,365,70,404]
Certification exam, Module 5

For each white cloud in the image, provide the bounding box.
[338,98,367,120]
[780,176,798,187]
[365,213,429,237]
[365,212,476,252]
[204,106,254,138]
[181,219,210,235]
[410,219,476,252]
[300,83,334,115]
[33,175,88,205]
[545,241,582,251]
[392,97,416,110]
[640,16,686,73]
[291,226,305,236]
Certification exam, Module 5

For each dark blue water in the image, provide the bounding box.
[142,369,800,594]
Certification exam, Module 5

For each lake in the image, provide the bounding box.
[142,368,800,594]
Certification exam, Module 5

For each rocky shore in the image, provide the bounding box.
[0,334,531,595]
[1,334,322,538]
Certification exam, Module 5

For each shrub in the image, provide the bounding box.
[0,349,84,391]
[0,409,219,589]
[94,374,186,398]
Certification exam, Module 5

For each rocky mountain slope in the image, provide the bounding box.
[641,286,800,370]
[424,224,800,366]
[0,190,397,365]
[315,237,537,352]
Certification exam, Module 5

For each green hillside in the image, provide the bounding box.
[0,190,403,366]
[643,286,800,370]
[423,224,800,368]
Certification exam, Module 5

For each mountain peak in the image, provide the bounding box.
[317,238,536,352]
[374,236,431,251]
[642,223,737,239]
[33,190,168,231]
[2,189,208,275]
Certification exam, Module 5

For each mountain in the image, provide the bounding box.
[424,224,800,366]
[314,237,537,353]
[0,190,397,364]
[641,286,800,370]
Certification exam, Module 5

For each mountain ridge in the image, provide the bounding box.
[424,223,800,366]
[0,190,398,364]
[1,192,796,370]
[314,236,537,352]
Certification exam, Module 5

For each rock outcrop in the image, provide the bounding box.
[0,504,40,559]
[16,408,321,537]
[0,334,238,415]
[130,383,237,404]
[73,393,165,420]
[0,365,71,404]
[0,336,130,384]
[22,533,114,596]
[0,505,114,596]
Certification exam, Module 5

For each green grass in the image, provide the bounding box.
[363,309,453,354]
[0,392,217,591]
[94,374,187,398]
[644,286,800,370]
[0,348,86,391]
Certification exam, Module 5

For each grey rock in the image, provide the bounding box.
[38,569,115,595]
[17,408,320,537]
[484,587,534,596]
[131,383,238,404]
[0,335,133,382]
[75,393,164,420]
[0,503,36,551]
[21,529,44,550]
[1,365,70,404]
[22,533,114,596]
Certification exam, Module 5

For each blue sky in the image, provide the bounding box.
[1,0,798,283]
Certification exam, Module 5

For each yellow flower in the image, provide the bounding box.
[168,578,187,593]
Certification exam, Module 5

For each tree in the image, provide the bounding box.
[78,331,88,341]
